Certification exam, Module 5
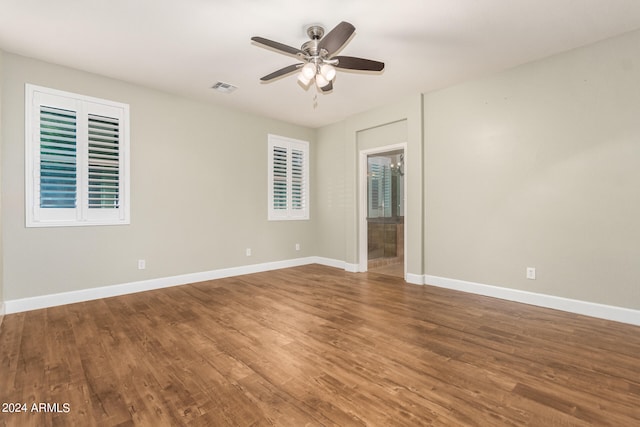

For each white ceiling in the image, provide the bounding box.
[1,0,640,128]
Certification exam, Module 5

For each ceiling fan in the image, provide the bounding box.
[251,21,385,92]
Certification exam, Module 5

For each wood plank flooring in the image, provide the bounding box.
[1,264,639,426]
[368,262,404,278]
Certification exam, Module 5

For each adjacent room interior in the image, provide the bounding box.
[1,1,639,425]
[365,148,405,278]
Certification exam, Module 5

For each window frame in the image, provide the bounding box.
[267,134,310,221]
[25,84,130,227]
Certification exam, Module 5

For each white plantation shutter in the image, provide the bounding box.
[291,148,305,210]
[268,134,309,220]
[272,145,288,211]
[88,114,120,209]
[26,84,130,227]
[39,106,78,209]
[367,158,392,218]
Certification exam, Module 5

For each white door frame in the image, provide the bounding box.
[358,143,407,278]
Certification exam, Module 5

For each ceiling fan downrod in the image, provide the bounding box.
[301,25,327,59]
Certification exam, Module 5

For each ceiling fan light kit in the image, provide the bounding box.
[320,63,336,81]
[301,62,317,80]
[314,73,331,89]
[251,21,384,93]
[297,73,312,86]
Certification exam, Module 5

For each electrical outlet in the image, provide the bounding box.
[526,267,536,280]
[138,259,146,270]
[295,243,300,251]
[246,248,252,257]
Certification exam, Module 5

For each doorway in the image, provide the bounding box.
[359,145,406,278]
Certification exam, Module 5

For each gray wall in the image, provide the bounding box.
[356,120,407,151]
[3,28,639,313]
[315,30,640,311]
[315,95,424,275]
[423,30,640,309]
[1,53,316,301]
[315,120,347,261]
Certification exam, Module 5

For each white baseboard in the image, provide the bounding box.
[0,302,5,331]
[4,256,348,314]
[425,274,640,327]
[313,256,348,270]
[344,262,360,273]
[7,261,638,327]
[406,273,425,285]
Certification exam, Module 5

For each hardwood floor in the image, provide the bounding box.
[368,262,404,278]
[1,264,639,426]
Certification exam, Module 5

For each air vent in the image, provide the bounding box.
[211,81,237,93]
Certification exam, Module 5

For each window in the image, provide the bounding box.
[268,134,309,220]
[367,157,392,218]
[25,84,130,227]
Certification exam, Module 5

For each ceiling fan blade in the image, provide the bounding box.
[251,36,304,57]
[260,63,303,81]
[334,56,385,72]
[320,80,333,92]
[318,21,355,56]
